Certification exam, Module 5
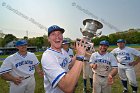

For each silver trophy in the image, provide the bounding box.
[77,19,103,51]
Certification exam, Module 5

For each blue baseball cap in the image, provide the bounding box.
[99,40,109,46]
[48,25,65,36]
[117,39,125,43]
[62,39,70,45]
[15,40,27,46]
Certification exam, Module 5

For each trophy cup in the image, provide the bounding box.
[77,19,103,52]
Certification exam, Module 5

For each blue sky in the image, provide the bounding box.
[0,0,140,40]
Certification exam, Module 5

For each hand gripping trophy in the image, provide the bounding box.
[77,19,103,52]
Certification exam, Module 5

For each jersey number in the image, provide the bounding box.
[125,56,130,60]
[29,65,35,71]
[105,66,109,71]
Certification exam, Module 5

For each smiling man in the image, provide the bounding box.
[89,40,118,93]
[0,40,43,93]
[41,25,87,93]
[111,39,140,93]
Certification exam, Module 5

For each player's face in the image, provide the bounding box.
[99,45,108,53]
[16,45,27,53]
[48,31,63,51]
[62,44,69,50]
[117,42,125,49]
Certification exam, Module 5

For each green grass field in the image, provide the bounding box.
[0,50,140,93]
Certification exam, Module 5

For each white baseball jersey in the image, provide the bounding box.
[111,47,140,64]
[66,48,74,58]
[111,46,140,87]
[0,52,39,77]
[41,48,72,93]
[89,52,118,76]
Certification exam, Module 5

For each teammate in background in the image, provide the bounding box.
[0,40,44,93]
[41,25,87,93]
[82,43,94,93]
[111,39,140,93]
[89,40,118,93]
[62,39,75,70]
[83,57,93,93]
[62,39,74,58]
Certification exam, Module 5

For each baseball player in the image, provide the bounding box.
[111,39,140,93]
[0,40,43,93]
[62,39,75,70]
[82,42,94,93]
[62,39,74,58]
[83,56,93,93]
[89,40,118,93]
[41,25,87,93]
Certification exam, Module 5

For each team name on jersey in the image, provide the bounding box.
[95,59,111,65]
[116,52,129,56]
[15,60,33,68]
[60,58,69,68]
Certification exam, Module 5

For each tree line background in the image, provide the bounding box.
[92,29,140,45]
[0,28,140,49]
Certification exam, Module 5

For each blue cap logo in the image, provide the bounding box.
[99,40,109,46]
[16,40,27,46]
[62,39,70,44]
[117,39,125,43]
[48,25,65,36]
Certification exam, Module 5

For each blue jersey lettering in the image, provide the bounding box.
[15,60,33,68]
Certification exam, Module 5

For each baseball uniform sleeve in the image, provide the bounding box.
[109,53,118,68]
[0,56,12,74]
[41,52,66,88]
[32,53,40,66]
[110,49,117,56]
[130,48,140,57]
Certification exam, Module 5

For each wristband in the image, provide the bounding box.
[76,55,84,61]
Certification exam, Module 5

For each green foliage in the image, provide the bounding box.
[0,28,140,47]
[92,35,110,45]
[92,29,140,45]
[35,37,44,48]
[1,34,17,47]
[43,35,49,46]
[28,36,46,48]
[0,38,4,47]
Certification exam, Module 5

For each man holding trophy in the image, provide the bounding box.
[80,19,118,93]
[41,25,87,93]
